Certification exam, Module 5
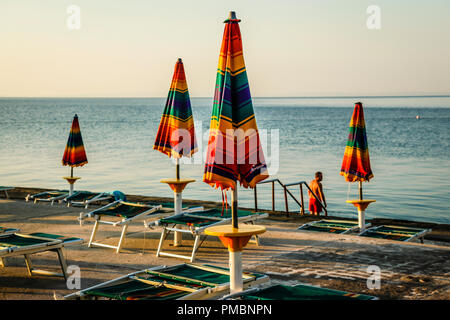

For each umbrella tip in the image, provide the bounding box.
[228,11,237,20]
[177,58,182,63]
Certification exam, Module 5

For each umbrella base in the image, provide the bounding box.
[205,224,266,293]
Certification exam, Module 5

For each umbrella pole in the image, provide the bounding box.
[71,167,73,178]
[230,185,243,293]
[231,187,238,229]
[359,181,363,200]
[358,181,365,230]
[176,158,180,180]
[173,157,182,246]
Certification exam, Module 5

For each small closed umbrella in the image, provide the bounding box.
[62,114,88,195]
[340,102,375,230]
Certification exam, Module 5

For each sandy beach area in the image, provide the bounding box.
[0,187,449,300]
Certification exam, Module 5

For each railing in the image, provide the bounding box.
[253,178,327,217]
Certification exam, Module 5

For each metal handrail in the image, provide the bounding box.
[254,178,327,217]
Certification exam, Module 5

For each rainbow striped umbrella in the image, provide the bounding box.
[153,58,197,179]
[340,102,374,199]
[62,114,88,177]
[203,12,268,227]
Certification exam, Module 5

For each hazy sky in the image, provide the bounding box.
[1,0,449,97]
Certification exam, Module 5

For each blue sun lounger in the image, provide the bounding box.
[153,208,268,262]
[0,231,83,280]
[64,263,269,300]
[0,186,14,199]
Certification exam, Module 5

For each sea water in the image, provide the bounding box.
[0,96,449,224]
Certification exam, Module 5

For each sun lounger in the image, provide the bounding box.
[359,225,432,243]
[0,231,83,280]
[154,208,268,262]
[78,200,203,253]
[222,283,377,300]
[0,226,20,236]
[298,219,371,234]
[25,190,70,205]
[62,191,114,208]
[0,186,14,199]
[64,263,268,300]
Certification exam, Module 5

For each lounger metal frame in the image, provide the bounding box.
[0,233,83,280]
[0,186,13,199]
[359,225,432,243]
[64,263,269,300]
[154,211,269,262]
[78,200,166,253]
[25,190,70,205]
[298,219,372,234]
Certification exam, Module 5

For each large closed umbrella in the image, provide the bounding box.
[62,114,88,195]
[340,102,375,230]
[203,11,268,294]
[154,58,197,245]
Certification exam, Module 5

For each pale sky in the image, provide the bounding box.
[1,0,449,97]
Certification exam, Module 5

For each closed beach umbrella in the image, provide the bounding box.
[62,114,88,172]
[340,102,374,192]
[340,102,375,230]
[154,58,197,169]
[62,114,88,194]
[154,58,197,238]
[203,11,269,228]
[203,11,269,294]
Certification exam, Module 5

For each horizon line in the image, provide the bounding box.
[1,94,450,99]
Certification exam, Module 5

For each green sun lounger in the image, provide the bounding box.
[63,191,114,208]
[0,226,20,236]
[223,284,377,300]
[64,263,269,300]
[25,190,70,205]
[0,186,13,199]
[79,200,203,253]
[298,219,371,234]
[0,231,83,280]
[359,225,432,243]
[154,208,268,262]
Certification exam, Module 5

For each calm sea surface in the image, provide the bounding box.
[1,97,449,224]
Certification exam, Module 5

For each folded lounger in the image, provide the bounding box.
[25,190,70,205]
[0,186,13,199]
[359,225,432,243]
[0,231,83,280]
[298,219,371,234]
[62,191,114,209]
[64,263,268,300]
[222,283,377,300]
[79,200,203,253]
[154,208,269,262]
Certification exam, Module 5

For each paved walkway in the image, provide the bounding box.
[0,199,448,299]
